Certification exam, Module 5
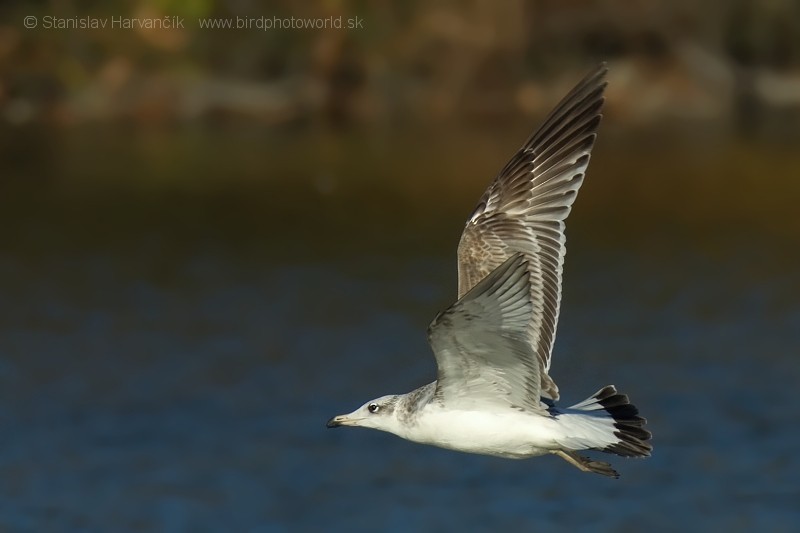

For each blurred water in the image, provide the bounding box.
[1,128,799,531]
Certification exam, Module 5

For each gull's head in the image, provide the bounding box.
[326,395,402,433]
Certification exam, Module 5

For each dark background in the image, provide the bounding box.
[1,1,799,531]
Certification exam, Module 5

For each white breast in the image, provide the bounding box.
[401,405,561,459]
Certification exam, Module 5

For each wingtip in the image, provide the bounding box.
[593,61,609,77]
[579,63,609,94]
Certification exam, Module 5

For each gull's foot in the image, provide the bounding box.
[554,450,619,479]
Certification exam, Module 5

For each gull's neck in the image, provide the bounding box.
[396,381,437,426]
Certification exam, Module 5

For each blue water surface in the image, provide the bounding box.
[1,232,798,532]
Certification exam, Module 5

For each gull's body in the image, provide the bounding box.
[399,395,584,459]
[328,65,652,478]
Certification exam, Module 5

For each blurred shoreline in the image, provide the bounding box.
[2,2,799,265]
[2,2,800,132]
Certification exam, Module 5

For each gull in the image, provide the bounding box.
[327,65,652,478]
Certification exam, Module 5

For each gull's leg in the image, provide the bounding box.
[554,450,619,479]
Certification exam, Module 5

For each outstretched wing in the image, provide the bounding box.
[429,253,545,413]
[457,65,607,401]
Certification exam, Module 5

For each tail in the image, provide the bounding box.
[552,385,652,478]
[571,385,652,457]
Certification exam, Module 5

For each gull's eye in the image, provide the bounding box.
[368,403,380,413]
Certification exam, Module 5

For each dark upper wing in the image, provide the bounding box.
[456,65,607,401]
[428,253,545,413]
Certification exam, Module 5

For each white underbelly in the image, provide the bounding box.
[403,407,560,459]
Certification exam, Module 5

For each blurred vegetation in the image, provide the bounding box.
[1,0,799,130]
[1,0,800,249]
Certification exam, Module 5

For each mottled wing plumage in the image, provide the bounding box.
[457,65,607,401]
[428,254,546,413]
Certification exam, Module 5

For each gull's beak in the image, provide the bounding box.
[326,414,358,428]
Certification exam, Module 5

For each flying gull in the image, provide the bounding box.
[327,65,652,478]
